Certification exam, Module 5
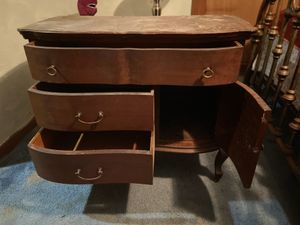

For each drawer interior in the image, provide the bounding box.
[33,82,153,94]
[32,129,152,152]
[77,132,151,151]
[32,40,242,48]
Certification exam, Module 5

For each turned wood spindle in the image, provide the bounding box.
[278,52,300,128]
[256,0,274,25]
[245,24,265,84]
[152,0,161,16]
[287,116,300,147]
[258,0,283,91]
[245,0,271,85]
[251,0,277,87]
[264,0,295,98]
[272,17,300,109]
[249,24,267,86]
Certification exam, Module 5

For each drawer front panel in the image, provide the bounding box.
[29,150,154,184]
[28,130,155,184]
[25,43,243,86]
[28,84,154,131]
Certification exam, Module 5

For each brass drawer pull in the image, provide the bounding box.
[47,65,57,76]
[202,67,214,79]
[75,111,104,125]
[75,168,103,181]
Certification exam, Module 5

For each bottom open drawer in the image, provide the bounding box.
[28,129,155,184]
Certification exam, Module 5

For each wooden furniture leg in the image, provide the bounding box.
[214,149,228,182]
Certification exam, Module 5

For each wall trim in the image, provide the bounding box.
[0,118,36,159]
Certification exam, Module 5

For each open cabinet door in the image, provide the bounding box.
[215,81,271,188]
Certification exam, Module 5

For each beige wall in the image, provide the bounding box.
[0,1,77,78]
[0,0,192,146]
[0,1,77,146]
[98,0,192,16]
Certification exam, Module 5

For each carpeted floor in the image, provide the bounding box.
[0,128,300,225]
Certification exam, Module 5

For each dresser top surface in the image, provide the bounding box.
[19,15,254,35]
[18,15,255,45]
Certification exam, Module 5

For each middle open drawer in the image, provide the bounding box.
[28,83,154,131]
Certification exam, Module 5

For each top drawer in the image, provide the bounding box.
[24,42,243,86]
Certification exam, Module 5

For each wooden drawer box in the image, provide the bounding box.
[28,129,155,184]
[28,83,154,131]
[24,42,243,86]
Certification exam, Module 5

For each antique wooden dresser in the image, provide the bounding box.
[18,15,271,188]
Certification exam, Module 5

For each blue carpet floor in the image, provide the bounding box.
[0,129,299,225]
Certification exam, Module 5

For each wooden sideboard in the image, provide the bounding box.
[18,15,271,188]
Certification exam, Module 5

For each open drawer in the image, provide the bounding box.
[28,129,155,184]
[24,41,243,86]
[28,83,154,131]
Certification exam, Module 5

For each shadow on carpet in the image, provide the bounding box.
[0,128,300,225]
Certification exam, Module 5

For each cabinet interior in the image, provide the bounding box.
[156,86,221,153]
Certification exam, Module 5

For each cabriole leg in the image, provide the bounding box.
[214,149,228,182]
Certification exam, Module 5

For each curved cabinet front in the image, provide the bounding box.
[28,82,154,131]
[24,42,243,86]
[28,129,155,184]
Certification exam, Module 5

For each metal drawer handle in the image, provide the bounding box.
[202,67,214,79]
[47,65,57,76]
[75,111,104,125]
[75,168,103,181]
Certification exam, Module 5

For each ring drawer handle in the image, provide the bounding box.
[75,111,104,125]
[75,168,103,181]
[202,67,214,79]
[47,65,57,76]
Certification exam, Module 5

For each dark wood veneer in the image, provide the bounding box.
[29,129,155,184]
[19,15,270,188]
[24,42,243,86]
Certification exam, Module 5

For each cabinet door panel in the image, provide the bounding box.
[215,81,271,188]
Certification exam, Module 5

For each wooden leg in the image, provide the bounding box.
[214,149,228,182]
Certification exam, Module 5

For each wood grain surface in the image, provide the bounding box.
[28,83,154,131]
[28,129,155,184]
[25,42,243,86]
[18,15,255,46]
[20,14,268,187]
[215,81,271,188]
[19,15,255,35]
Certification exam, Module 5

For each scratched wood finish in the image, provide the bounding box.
[215,81,271,188]
[28,83,154,131]
[18,15,255,46]
[20,15,270,187]
[24,42,243,86]
[28,129,155,184]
